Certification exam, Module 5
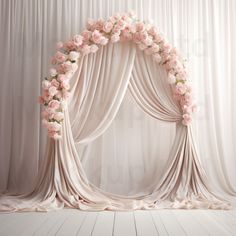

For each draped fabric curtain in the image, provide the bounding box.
[0,40,232,211]
[0,0,236,209]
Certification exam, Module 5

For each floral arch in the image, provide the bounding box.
[0,12,230,212]
[39,11,196,139]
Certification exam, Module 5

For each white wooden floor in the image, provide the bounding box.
[0,209,236,236]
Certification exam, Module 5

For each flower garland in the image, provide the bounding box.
[39,11,197,139]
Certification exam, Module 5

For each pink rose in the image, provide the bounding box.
[38,96,45,104]
[61,80,70,90]
[129,25,136,33]
[82,30,92,41]
[161,52,170,62]
[57,74,68,82]
[180,93,194,107]
[49,131,61,139]
[73,35,83,47]
[121,29,133,41]
[95,19,105,31]
[81,45,91,55]
[173,93,182,101]
[92,30,103,44]
[166,58,179,69]
[41,90,51,102]
[154,34,163,43]
[48,86,58,96]
[182,113,192,125]
[175,82,187,95]
[90,44,99,53]
[136,22,145,32]
[148,26,158,36]
[116,19,126,30]
[51,79,60,88]
[182,105,192,114]
[64,40,76,50]
[57,61,74,73]
[56,41,64,50]
[150,44,160,53]
[103,21,113,33]
[162,42,172,53]
[48,130,57,138]
[152,53,162,63]
[43,108,55,119]
[111,33,120,43]
[176,70,187,81]
[55,51,67,63]
[143,37,153,46]
[48,99,60,110]
[133,32,143,43]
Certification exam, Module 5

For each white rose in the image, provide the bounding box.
[48,86,58,96]
[69,51,80,61]
[168,73,176,84]
[48,121,61,132]
[90,44,99,53]
[42,80,51,89]
[54,112,64,122]
[49,68,57,77]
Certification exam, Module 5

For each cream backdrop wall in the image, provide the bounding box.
[0,0,235,202]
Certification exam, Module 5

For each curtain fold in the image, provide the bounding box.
[69,42,136,144]
[129,49,181,122]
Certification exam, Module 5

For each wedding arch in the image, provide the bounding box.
[0,12,230,211]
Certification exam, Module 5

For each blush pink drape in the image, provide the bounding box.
[0,42,231,212]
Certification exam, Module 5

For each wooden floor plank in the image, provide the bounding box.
[33,211,66,236]
[207,210,236,235]
[150,211,170,236]
[158,210,187,236]
[55,209,87,236]
[134,210,158,236]
[92,211,114,236]
[19,212,49,236]
[113,212,136,236]
[0,212,38,235]
[190,210,232,236]
[172,210,209,236]
[76,211,99,236]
